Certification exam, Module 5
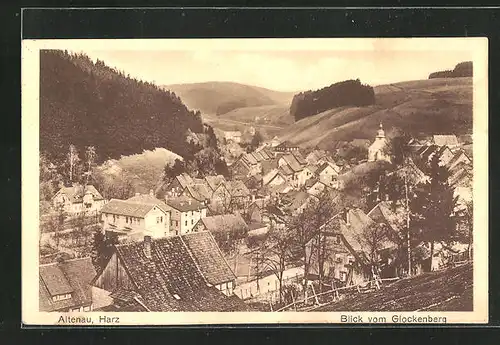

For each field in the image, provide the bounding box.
[279,77,472,151]
[314,263,473,312]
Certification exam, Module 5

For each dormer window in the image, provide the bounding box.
[52,293,71,302]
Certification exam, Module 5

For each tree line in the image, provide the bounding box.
[290,79,376,122]
[428,61,473,79]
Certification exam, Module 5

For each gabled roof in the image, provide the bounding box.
[291,151,307,165]
[433,135,459,147]
[184,183,212,202]
[39,257,96,312]
[166,195,206,212]
[111,234,249,311]
[226,180,251,197]
[275,140,298,149]
[280,154,304,172]
[204,175,227,192]
[251,151,265,162]
[446,150,472,170]
[126,194,167,206]
[317,161,340,175]
[285,191,313,212]
[199,214,248,233]
[261,158,279,175]
[101,199,165,218]
[181,231,237,285]
[242,152,258,166]
[367,201,405,234]
[306,150,328,164]
[176,173,194,189]
[258,149,271,160]
[278,164,294,176]
[53,184,104,203]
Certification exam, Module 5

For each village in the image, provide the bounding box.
[38,124,473,313]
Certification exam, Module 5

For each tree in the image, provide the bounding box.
[261,225,294,304]
[66,144,80,183]
[410,155,458,271]
[90,229,119,271]
[163,159,186,184]
[250,131,264,150]
[84,146,97,185]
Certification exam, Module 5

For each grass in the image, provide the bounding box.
[314,262,473,312]
[278,77,472,150]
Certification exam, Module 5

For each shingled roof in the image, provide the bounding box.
[280,154,304,173]
[166,195,206,212]
[226,180,251,198]
[204,175,227,192]
[112,234,250,311]
[101,199,167,218]
[199,214,248,233]
[39,257,97,312]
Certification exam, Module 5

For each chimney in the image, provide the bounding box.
[149,189,154,197]
[251,194,256,203]
[143,236,152,259]
[188,200,192,205]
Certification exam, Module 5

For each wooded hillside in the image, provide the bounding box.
[428,61,473,79]
[290,79,375,122]
[40,50,205,162]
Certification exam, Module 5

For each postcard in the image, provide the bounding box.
[22,37,488,325]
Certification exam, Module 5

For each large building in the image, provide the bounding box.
[101,192,171,241]
[165,196,208,235]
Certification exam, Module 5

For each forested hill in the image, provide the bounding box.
[290,79,375,122]
[40,50,204,162]
[428,61,473,79]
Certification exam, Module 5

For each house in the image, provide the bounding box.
[247,222,269,238]
[263,169,287,187]
[225,180,252,210]
[446,149,472,171]
[242,174,263,192]
[39,257,97,312]
[316,161,341,186]
[247,202,264,223]
[305,179,329,197]
[305,149,329,165]
[230,153,261,178]
[278,153,307,188]
[101,193,171,241]
[165,196,208,235]
[182,182,212,204]
[224,131,242,143]
[284,191,315,215]
[195,213,249,236]
[432,134,460,148]
[306,230,368,285]
[367,123,390,162]
[419,145,455,167]
[52,183,106,216]
[157,173,195,199]
[204,175,227,192]
[273,140,300,153]
[298,165,318,186]
[269,136,281,148]
[92,233,252,311]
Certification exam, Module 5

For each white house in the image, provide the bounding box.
[101,194,171,241]
[165,196,208,235]
[52,184,107,216]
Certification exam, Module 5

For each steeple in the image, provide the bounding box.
[376,123,385,139]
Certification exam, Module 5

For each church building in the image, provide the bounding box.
[368,123,391,162]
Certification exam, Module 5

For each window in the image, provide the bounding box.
[191,219,194,225]
[160,216,163,223]
[113,215,116,222]
[185,220,188,226]
[83,306,91,312]
[175,230,178,235]
[340,272,347,282]
[71,307,81,312]
[191,211,194,216]
[176,221,179,227]
[52,293,72,302]
[336,235,342,244]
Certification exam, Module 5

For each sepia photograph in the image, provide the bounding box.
[22,38,488,325]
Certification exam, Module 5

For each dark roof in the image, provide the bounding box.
[317,161,340,175]
[166,196,206,212]
[280,154,303,172]
[205,175,227,191]
[291,151,307,165]
[53,184,104,203]
[446,150,472,170]
[113,234,250,311]
[101,199,165,218]
[276,140,298,149]
[182,231,236,285]
[278,164,294,176]
[200,214,248,233]
[39,257,96,312]
[184,183,212,202]
[226,180,251,197]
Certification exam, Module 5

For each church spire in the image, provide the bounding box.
[376,122,385,139]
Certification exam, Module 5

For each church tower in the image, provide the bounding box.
[368,123,390,162]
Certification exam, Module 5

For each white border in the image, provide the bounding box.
[22,38,488,325]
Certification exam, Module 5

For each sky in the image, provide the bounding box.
[76,44,473,93]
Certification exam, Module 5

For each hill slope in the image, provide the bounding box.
[315,263,472,312]
[279,77,472,151]
[163,81,295,116]
[40,50,204,162]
